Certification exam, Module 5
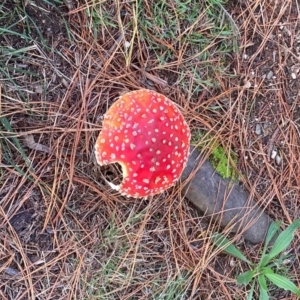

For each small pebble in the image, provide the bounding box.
[275,155,282,166]
[61,78,69,88]
[16,63,28,68]
[244,81,251,89]
[35,85,43,94]
[271,150,277,159]
[267,70,273,80]
[255,124,262,135]
[124,41,131,48]
[230,259,236,267]
[5,267,19,277]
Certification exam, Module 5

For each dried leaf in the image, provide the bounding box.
[24,135,51,154]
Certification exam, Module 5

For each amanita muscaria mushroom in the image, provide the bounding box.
[95,89,190,198]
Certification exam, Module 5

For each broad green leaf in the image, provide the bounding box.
[268,219,300,260]
[258,274,269,300]
[211,233,252,264]
[259,289,269,300]
[258,274,268,290]
[265,273,300,297]
[261,267,274,275]
[237,270,256,285]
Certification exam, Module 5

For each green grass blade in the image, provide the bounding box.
[0,66,27,101]
[258,275,269,300]
[24,14,49,50]
[211,233,253,264]
[237,270,256,285]
[0,116,31,167]
[1,45,38,56]
[42,0,63,6]
[268,219,300,260]
[264,273,300,297]
[0,27,29,40]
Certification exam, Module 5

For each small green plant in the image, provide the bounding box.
[211,219,300,299]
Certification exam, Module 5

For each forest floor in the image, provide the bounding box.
[0,0,299,299]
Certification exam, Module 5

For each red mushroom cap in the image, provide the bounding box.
[95,89,190,198]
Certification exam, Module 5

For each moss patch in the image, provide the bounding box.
[192,131,239,181]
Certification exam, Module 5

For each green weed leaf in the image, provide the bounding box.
[259,254,271,268]
[268,219,300,261]
[265,273,300,296]
[237,270,256,285]
[258,274,269,300]
[261,267,274,275]
[259,221,282,267]
[211,233,252,264]
[265,221,282,248]
[246,282,255,300]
